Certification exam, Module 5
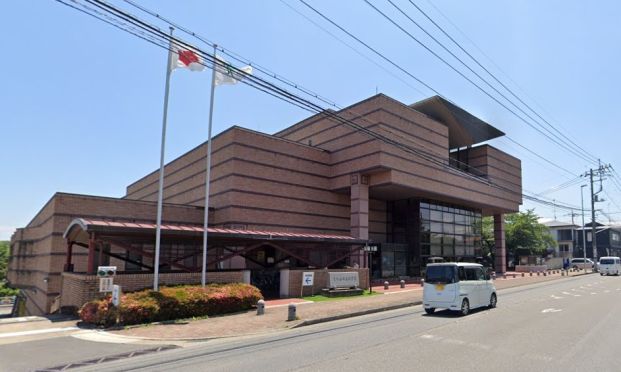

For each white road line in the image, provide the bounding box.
[0,327,79,339]
[590,292,597,295]
[550,295,563,299]
[541,308,562,313]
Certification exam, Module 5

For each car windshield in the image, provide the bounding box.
[425,266,457,284]
[600,259,614,265]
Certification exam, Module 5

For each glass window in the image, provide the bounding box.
[425,265,456,284]
[465,268,477,280]
[443,244,454,257]
[431,233,442,245]
[458,266,466,281]
[455,245,466,256]
[454,235,464,246]
[420,208,430,221]
[431,222,443,233]
[431,244,442,256]
[443,212,454,223]
[455,214,466,224]
[455,224,466,235]
[443,223,454,234]
[475,267,485,280]
[420,232,430,244]
[430,210,443,221]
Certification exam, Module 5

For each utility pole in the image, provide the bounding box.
[590,168,597,264]
[583,162,613,268]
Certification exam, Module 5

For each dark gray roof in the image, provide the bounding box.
[410,96,505,148]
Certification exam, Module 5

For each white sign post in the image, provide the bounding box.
[97,266,116,293]
[301,272,315,297]
[99,277,113,293]
[112,285,121,306]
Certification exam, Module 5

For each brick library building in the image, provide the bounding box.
[8,94,522,315]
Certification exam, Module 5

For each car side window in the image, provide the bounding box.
[475,267,485,281]
[465,268,477,281]
[458,267,466,281]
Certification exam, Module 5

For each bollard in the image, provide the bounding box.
[530,272,533,277]
[256,299,265,316]
[503,273,507,279]
[522,273,525,277]
[561,270,565,276]
[420,279,424,287]
[513,274,516,278]
[287,303,297,321]
[400,280,405,289]
[543,272,547,276]
[537,272,541,276]
[384,281,390,290]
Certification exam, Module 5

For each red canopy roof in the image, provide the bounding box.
[64,218,366,245]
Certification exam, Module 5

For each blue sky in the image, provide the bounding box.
[1,0,620,240]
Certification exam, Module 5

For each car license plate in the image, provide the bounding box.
[435,284,445,291]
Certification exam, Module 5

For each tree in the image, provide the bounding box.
[505,210,556,256]
[0,241,9,282]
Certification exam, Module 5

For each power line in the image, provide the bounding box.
[54,0,582,214]
[295,0,581,178]
[405,0,600,165]
[363,0,598,165]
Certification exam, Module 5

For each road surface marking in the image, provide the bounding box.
[590,292,597,295]
[562,291,571,295]
[604,290,610,293]
[550,295,563,299]
[541,308,562,313]
[0,327,79,339]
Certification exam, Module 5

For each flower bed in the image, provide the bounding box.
[79,283,263,327]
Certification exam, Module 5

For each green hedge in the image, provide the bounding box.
[79,283,263,327]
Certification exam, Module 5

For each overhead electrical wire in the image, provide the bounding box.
[294,0,584,178]
[405,0,600,165]
[54,0,581,213]
[362,0,598,166]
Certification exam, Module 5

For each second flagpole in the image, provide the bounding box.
[201,44,218,287]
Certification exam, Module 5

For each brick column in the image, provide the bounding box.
[87,233,96,274]
[494,214,507,274]
[350,174,369,267]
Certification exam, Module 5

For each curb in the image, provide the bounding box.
[293,301,423,328]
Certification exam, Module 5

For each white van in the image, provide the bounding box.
[598,257,621,276]
[423,263,496,316]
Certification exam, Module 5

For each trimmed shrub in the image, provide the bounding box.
[78,283,263,327]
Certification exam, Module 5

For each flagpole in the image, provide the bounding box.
[154,26,175,291]
[201,44,218,287]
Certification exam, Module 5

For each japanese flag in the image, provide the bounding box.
[171,47,204,72]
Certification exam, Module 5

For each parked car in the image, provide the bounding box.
[598,257,621,276]
[570,258,595,270]
[423,263,496,316]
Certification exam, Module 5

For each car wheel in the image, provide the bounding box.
[601,273,604,276]
[489,293,497,309]
[572,265,578,270]
[424,308,435,315]
[460,299,470,316]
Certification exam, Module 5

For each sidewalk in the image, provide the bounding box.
[107,269,590,341]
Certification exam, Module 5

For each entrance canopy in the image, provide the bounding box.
[63,218,368,274]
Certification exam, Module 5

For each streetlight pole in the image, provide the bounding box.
[581,185,587,272]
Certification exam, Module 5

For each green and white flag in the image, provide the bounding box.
[214,55,252,86]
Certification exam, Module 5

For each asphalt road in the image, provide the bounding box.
[67,274,621,372]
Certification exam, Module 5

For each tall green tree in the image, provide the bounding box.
[480,211,556,265]
[505,210,556,256]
